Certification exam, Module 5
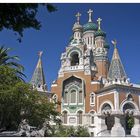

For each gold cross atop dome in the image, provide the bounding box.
[97,18,102,30]
[87,9,93,22]
[75,12,81,24]
[38,51,43,58]
[111,40,117,48]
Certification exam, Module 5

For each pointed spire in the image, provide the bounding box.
[87,9,93,22]
[97,17,102,30]
[111,40,122,60]
[107,40,129,85]
[31,51,47,92]
[75,12,81,24]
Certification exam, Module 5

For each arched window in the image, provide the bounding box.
[123,103,135,112]
[90,93,95,105]
[71,53,79,66]
[90,36,92,45]
[101,103,112,111]
[53,94,57,103]
[91,116,94,124]
[90,111,95,124]
[78,90,83,103]
[70,90,76,103]
[91,132,94,137]
[62,111,67,124]
[77,111,82,124]
[64,92,68,104]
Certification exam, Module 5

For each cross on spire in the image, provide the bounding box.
[97,17,102,30]
[87,9,93,22]
[38,51,43,58]
[75,12,81,24]
[111,40,117,48]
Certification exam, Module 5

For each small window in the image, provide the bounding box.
[91,116,94,124]
[53,94,57,103]
[63,111,67,124]
[90,37,92,45]
[77,111,82,124]
[90,93,95,105]
[91,132,94,137]
[64,92,68,103]
[78,91,82,103]
[124,78,126,82]
[90,111,95,124]
[71,53,79,66]
[70,90,76,103]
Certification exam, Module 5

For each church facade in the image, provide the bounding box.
[31,9,140,137]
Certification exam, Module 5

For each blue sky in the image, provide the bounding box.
[1,3,140,90]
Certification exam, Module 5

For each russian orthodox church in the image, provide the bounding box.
[31,9,140,137]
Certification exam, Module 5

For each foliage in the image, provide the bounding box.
[0,66,59,130]
[0,3,57,42]
[75,126,90,137]
[126,116,134,129]
[46,125,90,137]
[0,46,25,80]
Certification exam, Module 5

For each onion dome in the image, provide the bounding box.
[104,42,110,49]
[83,9,97,32]
[95,17,106,38]
[72,12,83,32]
[72,22,83,31]
[83,22,98,32]
[95,29,106,38]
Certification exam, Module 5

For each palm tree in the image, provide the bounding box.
[0,46,26,80]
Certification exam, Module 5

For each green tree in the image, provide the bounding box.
[0,3,57,42]
[0,66,60,130]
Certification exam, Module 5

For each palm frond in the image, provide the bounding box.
[0,46,26,80]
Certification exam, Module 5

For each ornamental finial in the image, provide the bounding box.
[111,39,117,48]
[38,51,43,58]
[87,9,93,22]
[75,12,81,24]
[97,17,102,30]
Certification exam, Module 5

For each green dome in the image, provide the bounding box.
[83,22,98,32]
[104,43,110,49]
[95,29,106,38]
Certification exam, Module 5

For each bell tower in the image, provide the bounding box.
[94,18,110,79]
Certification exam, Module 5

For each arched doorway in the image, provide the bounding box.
[101,103,114,131]
[122,103,135,135]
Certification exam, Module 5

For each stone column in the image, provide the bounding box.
[96,113,107,136]
[111,111,125,137]
[131,111,140,136]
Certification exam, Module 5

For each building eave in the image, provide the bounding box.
[95,84,140,94]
